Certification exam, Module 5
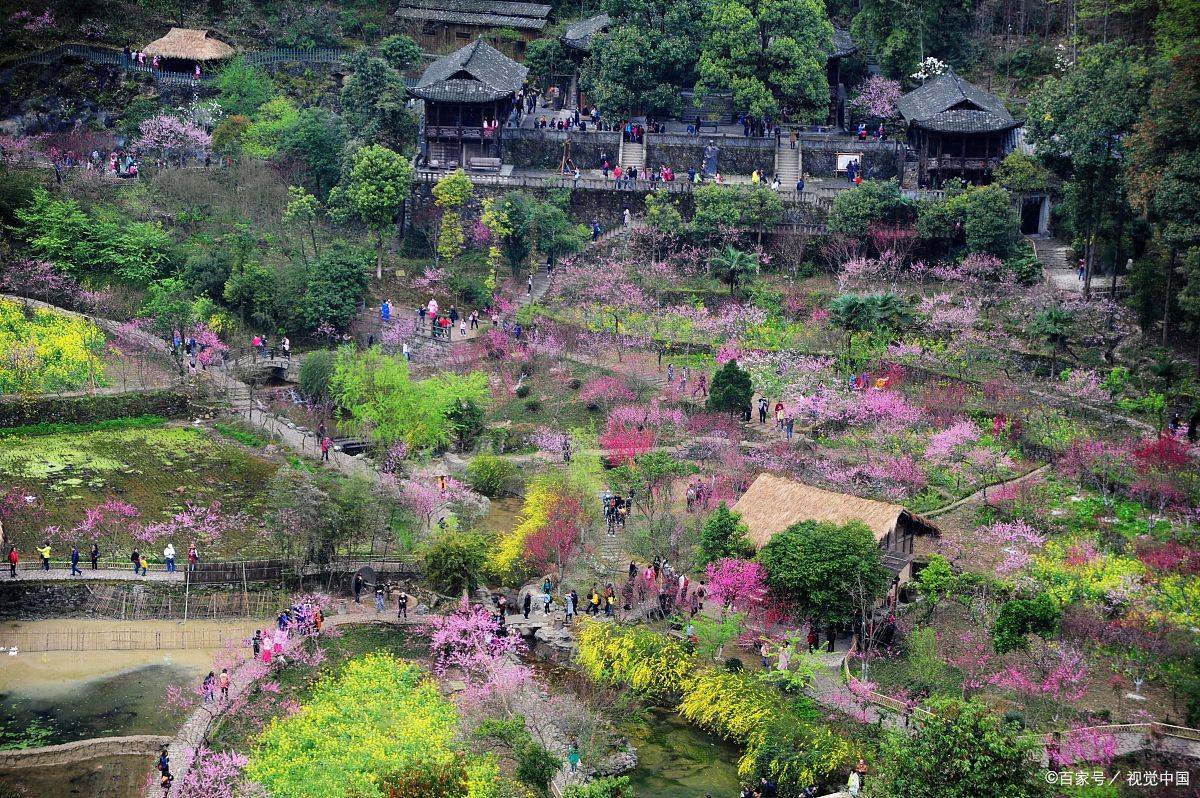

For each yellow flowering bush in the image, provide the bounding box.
[1031,540,1146,604]
[677,669,779,741]
[0,299,107,394]
[575,620,694,700]
[247,654,483,798]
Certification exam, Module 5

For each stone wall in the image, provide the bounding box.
[502,128,620,171]
[0,735,170,769]
[648,134,776,176]
[800,139,904,180]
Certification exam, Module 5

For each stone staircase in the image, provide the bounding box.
[618,137,645,171]
[1029,236,1079,293]
[775,140,801,186]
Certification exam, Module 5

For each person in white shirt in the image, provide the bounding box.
[163,543,176,573]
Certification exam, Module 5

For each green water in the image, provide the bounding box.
[620,708,743,798]
[0,663,191,748]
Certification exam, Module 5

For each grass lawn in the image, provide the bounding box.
[0,421,278,557]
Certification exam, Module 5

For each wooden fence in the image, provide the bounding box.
[88,585,280,621]
[0,626,252,652]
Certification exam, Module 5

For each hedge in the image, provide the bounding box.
[0,389,192,428]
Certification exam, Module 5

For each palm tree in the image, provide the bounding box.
[709,246,758,296]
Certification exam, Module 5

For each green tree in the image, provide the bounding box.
[994,152,1051,194]
[851,0,974,80]
[709,246,759,296]
[581,0,705,118]
[330,348,490,449]
[241,96,300,159]
[696,0,833,121]
[329,144,413,278]
[1027,45,1148,297]
[423,528,489,595]
[757,520,889,623]
[991,594,1060,654]
[432,169,474,267]
[958,184,1020,258]
[644,191,685,235]
[697,502,752,565]
[211,114,251,155]
[707,359,753,415]
[523,38,573,89]
[379,34,421,70]
[142,278,197,370]
[608,450,695,525]
[741,185,785,247]
[213,56,275,116]
[341,50,419,151]
[223,261,277,327]
[881,698,1047,798]
[916,554,954,615]
[283,186,322,259]
[300,243,370,331]
[281,107,349,197]
[827,179,911,238]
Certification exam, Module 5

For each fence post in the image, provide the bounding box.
[242,561,249,615]
[183,568,190,624]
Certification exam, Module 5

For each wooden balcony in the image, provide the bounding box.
[425,125,497,140]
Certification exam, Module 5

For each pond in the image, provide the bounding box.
[0,755,148,798]
[620,708,743,798]
[480,495,524,534]
[0,619,258,749]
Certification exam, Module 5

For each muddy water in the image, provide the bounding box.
[0,619,260,749]
[0,755,149,798]
[480,496,523,534]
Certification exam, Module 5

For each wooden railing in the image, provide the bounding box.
[0,626,254,652]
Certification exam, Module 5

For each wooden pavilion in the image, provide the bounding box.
[411,39,527,170]
[898,70,1023,187]
[730,473,938,585]
[141,28,234,73]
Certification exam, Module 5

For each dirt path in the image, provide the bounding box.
[923,463,1052,518]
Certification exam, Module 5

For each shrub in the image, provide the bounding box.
[561,777,632,798]
[515,384,531,398]
[299,349,337,400]
[725,657,744,672]
[697,503,753,564]
[568,377,582,390]
[575,621,694,701]
[524,399,542,412]
[465,454,516,497]
[991,594,1061,653]
[422,529,489,596]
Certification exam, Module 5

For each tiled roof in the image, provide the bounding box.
[829,27,856,59]
[396,0,551,30]
[562,13,611,51]
[410,39,527,102]
[898,71,1021,133]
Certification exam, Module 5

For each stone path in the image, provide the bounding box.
[1031,236,1081,293]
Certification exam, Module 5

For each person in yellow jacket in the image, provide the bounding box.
[38,543,51,571]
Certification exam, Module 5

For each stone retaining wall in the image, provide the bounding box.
[0,388,193,428]
[0,735,170,769]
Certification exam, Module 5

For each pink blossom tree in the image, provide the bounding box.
[704,558,768,615]
[70,499,140,554]
[848,76,902,119]
[425,601,530,708]
[135,115,211,164]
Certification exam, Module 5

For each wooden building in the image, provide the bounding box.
[898,71,1023,187]
[560,13,611,109]
[731,473,938,585]
[395,0,551,60]
[412,39,527,170]
[141,28,234,73]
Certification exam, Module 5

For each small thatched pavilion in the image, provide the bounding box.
[731,473,938,584]
[141,28,234,73]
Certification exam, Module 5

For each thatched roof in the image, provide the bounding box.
[732,473,931,549]
[142,28,234,61]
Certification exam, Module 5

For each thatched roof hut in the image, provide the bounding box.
[141,28,235,61]
[731,473,937,552]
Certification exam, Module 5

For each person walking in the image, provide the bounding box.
[667,363,674,383]
[542,587,553,615]
[70,545,82,576]
[8,546,18,578]
[163,542,176,573]
[202,672,215,703]
[38,542,51,571]
[565,590,576,625]
[321,436,332,462]
[252,630,262,659]
[854,758,868,788]
[623,207,631,227]
[187,543,198,571]
[397,591,409,619]
[353,573,364,604]
[90,543,100,570]
[785,415,795,442]
[374,584,385,613]
[758,396,768,423]
[760,640,771,668]
[139,553,149,576]
[522,592,532,620]
[218,668,231,701]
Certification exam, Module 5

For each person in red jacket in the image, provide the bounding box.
[8,546,18,578]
